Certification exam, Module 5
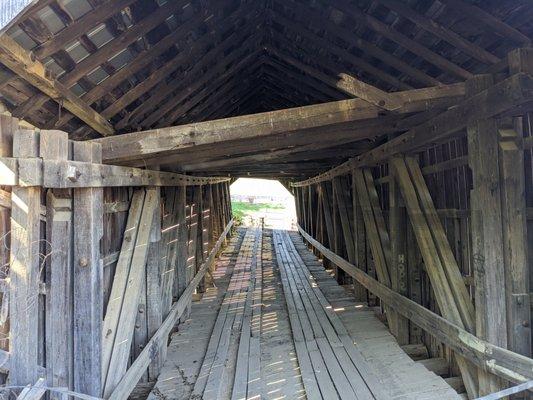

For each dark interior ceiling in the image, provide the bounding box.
[0,0,532,177]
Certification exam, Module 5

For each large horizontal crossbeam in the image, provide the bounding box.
[95,82,465,164]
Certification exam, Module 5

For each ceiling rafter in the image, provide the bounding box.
[262,59,346,100]
[11,0,111,129]
[0,34,113,135]
[269,10,412,91]
[50,0,226,130]
[329,0,473,80]
[276,0,441,87]
[260,72,328,105]
[34,0,138,59]
[101,5,262,122]
[14,0,183,126]
[154,46,264,128]
[374,0,500,65]
[176,63,265,124]
[147,52,262,127]
[440,0,530,46]
[125,17,264,129]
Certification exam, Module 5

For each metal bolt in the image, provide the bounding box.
[67,166,81,182]
[79,257,88,267]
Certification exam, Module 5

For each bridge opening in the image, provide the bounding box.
[230,178,296,229]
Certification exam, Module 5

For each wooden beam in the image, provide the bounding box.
[101,190,145,391]
[98,82,464,164]
[374,0,500,65]
[103,188,158,397]
[141,118,395,169]
[298,225,533,386]
[439,0,531,46]
[268,10,412,92]
[107,219,234,400]
[42,130,72,399]
[0,35,114,136]
[33,0,138,59]
[72,141,103,396]
[179,142,372,171]
[330,0,473,80]
[0,156,231,187]
[466,75,507,395]
[292,72,533,187]
[391,156,477,397]
[9,128,40,385]
[275,0,440,87]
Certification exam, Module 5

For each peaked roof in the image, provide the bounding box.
[0,0,531,141]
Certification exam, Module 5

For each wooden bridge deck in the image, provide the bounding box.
[148,228,463,400]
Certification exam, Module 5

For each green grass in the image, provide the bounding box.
[232,201,284,225]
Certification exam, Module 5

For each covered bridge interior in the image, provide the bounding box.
[0,0,532,399]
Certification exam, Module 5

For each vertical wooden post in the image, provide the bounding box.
[207,185,218,244]
[0,115,14,352]
[351,170,368,302]
[503,48,532,358]
[224,182,232,222]
[175,186,188,299]
[196,186,206,293]
[9,126,40,385]
[330,180,345,282]
[332,176,355,285]
[146,186,162,379]
[42,130,72,398]
[318,183,334,249]
[389,170,409,345]
[186,186,200,297]
[307,185,315,237]
[466,75,507,395]
[72,141,103,397]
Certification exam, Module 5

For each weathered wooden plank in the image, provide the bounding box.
[9,128,40,385]
[101,189,145,386]
[146,186,162,379]
[96,82,465,164]
[0,36,114,136]
[107,219,233,400]
[404,157,475,331]
[390,156,478,397]
[103,188,158,397]
[298,225,533,386]
[293,72,533,187]
[498,126,531,358]
[503,48,532,359]
[42,130,71,400]
[0,157,230,187]
[466,75,507,396]
[388,170,409,345]
[172,186,188,299]
[72,141,104,396]
[16,377,47,400]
